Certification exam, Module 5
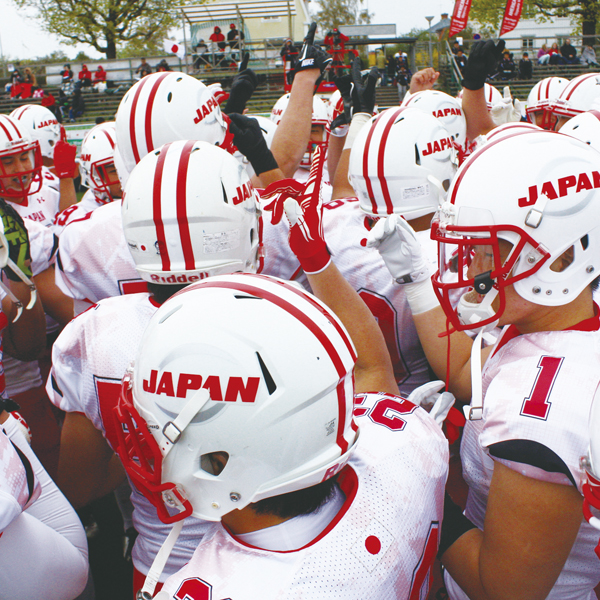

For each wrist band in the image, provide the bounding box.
[404,277,439,315]
[343,113,372,150]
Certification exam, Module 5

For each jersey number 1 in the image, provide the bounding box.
[520,355,563,420]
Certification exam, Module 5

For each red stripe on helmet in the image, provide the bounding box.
[128,75,153,164]
[143,73,171,159]
[377,107,405,214]
[565,73,597,101]
[362,113,381,214]
[194,277,355,454]
[101,127,115,149]
[176,140,196,271]
[153,142,171,272]
[0,117,15,142]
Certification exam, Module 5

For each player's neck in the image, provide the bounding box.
[221,504,292,535]
[407,213,434,233]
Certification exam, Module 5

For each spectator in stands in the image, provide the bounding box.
[78,64,92,88]
[548,42,566,65]
[193,39,210,70]
[209,26,226,64]
[455,48,468,73]
[538,43,549,64]
[581,44,599,67]
[386,54,397,86]
[498,49,517,79]
[23,67,37,88]
[156,59,172,72]
[135,57,152,78]
[62,63,74,82]
[69,88,85,122]
[518,52,533,79]
[561,38,579,63]
[376,49,387,85]
[93,65,107,92]
[40,90,61,122]
[451,40,463,55]
[227,23,244,60]
[396,64,411,101]
[280,38,298,69]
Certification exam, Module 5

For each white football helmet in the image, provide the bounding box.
[326,90,345,129]
[9,104,61,160]
[0,114,42,199]
[113,273,358,523]
[349,107,457,218]
[115,72,233,187]
[233,115,277,179]
[79,121,120,201]
[122,140,261,285]
[432,130,600,332]
[526,77,569,130]
[552,73,600,120]
[456,83,502,111]
[270,93,329,168]
[559,109,600,150]
[402,90,467,156]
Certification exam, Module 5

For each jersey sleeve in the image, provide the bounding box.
[25,218,58,275]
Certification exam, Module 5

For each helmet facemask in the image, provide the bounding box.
[0,142,43,200]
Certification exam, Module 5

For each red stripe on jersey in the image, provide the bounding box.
[153,142,171,272]
[176,141,196,271]
[196,277,354,454]
[377,107,404,214]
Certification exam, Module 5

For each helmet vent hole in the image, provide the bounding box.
[582,234,590,250]
[415,145,421,165]
[200,451,229,475]
[443,179,451,191]
[176,77,183,82]
[167,92,173,103]
[222,182,228,204]
[256,352,277,395]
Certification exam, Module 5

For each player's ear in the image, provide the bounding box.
[550,245,574,273]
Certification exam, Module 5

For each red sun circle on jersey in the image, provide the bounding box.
[365,535,381,555]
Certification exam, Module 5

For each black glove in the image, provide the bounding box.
[0,199,32,281]
[350,58,379,115]
[228,113,278,176]
[224,53,258,115]
[461,39,506,90]
[330,74,353,132]
[288,22,332,86]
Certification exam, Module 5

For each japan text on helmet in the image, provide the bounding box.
[559,109,600,150]
[121,140,261,285]
[270,93,329,168]
[526,77,569,130]
[552,73,600,119]
[9,104,61,160]
[402,90,467,157]
[113,273,358,523]
[348,107,457,218]
[233,115,277,179]
[114,72,232,187]
[0,114,43,199]
[79,121,120,201]
[431,130,600,332]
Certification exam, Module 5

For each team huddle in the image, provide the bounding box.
[2,27,600,600]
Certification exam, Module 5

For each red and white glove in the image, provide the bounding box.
[263,145,330,274]
[53,140,78,179]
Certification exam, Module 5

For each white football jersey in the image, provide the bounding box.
[52,189,113,236]
[46,292,211,580]
[10,173,61,228]
[55,201,145,314]
[262,197,437,394]
[445,315,600,600]
[0,426,40,533]
[159,392,448,600]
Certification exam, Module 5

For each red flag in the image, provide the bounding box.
[500,0,523,36]
[450,0,472,36]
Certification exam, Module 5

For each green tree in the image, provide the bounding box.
[11,0,185,59]
[469,0,599,45]
[312,0,372,32]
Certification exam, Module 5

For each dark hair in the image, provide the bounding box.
[592,275,600,292]
[251,475,340,519]
[147,282,190,304]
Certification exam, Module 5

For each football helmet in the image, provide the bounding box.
[0,114,42,199]
[270,93,329,168]
[114,71,232,186]
[349,107,457,218]
[402,90,467,156]
[552,73,600,121]
[431,130,600,332]
[113,272,358,523]
[9,104,61,160]
[559,109,600,150]
[526,77,569,130]
[79,121,120,201]
[326,89,345,132]
[233,115,277,179]
[456,83,502,111]
[121,140,261,285]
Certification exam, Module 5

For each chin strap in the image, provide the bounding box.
[137,520,184,599]
[464,329,484,421]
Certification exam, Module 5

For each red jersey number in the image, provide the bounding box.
[354,393,417,432]
[520,355,563,420]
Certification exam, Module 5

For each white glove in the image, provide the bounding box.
[366,215,430,284]
[407,380,456,427]
[490,86,523,126]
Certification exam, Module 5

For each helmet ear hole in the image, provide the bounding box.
[200,451,229,476]
[582,234,590,250]
[550,246,575,273]
[414,144,421,165]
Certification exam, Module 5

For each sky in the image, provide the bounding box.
[0,0,453,61]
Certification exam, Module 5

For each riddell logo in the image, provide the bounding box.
[232,181,253,205]
[143,370,260,402]
[193,96,219,124]
[39,119,58,128]
[422,137,453,156]
[518,171,600,207]
[433,108,462,118]
[149,273,209,283]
